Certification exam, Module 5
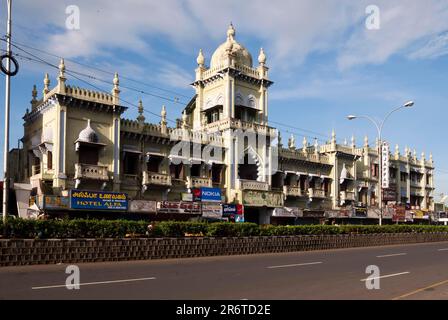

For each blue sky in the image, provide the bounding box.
[0,0,448,198]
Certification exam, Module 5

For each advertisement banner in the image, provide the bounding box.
[382,142,390,189]
[201,203,223,219]
[42,195,70,210]
[393,206,406,222]
[242,190,284,207]
[354,208,367,218]
[272,207,301,218]
[129,200,157,213]
[383,189,397,201]
[181,193,193,202]
[222,204,244,217]
[157,201,200,214]
[302,210,325,218]
[70,190,128,210]
[199,187,222,202]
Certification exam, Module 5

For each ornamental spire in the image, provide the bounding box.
[137,99,145,124]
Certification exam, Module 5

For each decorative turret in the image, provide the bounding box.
[112,72,120,105]
[196,49,205,67]
[314,138,319,154]
[258,47,266,65]
[343,138,348,146]
[429,152,434,165]
[331,129,336,147]
[160,105,167,134]
[43,73,50,99]
[413,149,417,162]
[421,152,426,165]
[257,47,268,78]
[288,134,296,150]
[31,85,38,109]
[302,136,308,153]
[137,99,145,125]
[57,58,66,94]
[351,135,355,148]
[395,144,400,159]
[364,135,369,148]
[181,110,188,129]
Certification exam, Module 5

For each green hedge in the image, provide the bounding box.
[1,218,448,239]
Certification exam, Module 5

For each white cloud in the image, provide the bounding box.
[409,32,448,59]
[337,0,448,69]
[10,0,448,73]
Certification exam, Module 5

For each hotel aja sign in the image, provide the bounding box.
[70,190,128,210]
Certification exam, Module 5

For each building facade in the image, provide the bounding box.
[10,25,436,223]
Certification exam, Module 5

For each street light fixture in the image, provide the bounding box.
[346,101,415,225]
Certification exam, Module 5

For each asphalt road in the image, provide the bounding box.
[1,241,448,300]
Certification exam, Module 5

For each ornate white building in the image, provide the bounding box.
[10,24,436,224]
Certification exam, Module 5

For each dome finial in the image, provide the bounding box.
[196,49,205,66]
[258,47,266,65]
[227,22,235,39]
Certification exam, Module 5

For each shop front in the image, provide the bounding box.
[271,207,301,225]
[241,190,284,224]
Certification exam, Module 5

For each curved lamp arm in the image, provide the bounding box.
[354,115,381,141]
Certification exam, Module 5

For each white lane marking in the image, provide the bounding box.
[360,272,410,282]
[376,253,407,258]
[437,248,448,251]
[32,277,156,290]
[267,262,323,269]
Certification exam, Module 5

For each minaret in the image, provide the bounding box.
[43,73,50,100]
[57,58,66,94]
[364,135,369,148]
[137,99,145,125]
[30,85,38,109]
[314,138,319,154]
[351,135,355,149]
[395,144,400,160]
[160,105,167,134]
[112,72,120,105]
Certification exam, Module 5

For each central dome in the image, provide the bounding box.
[210,24,253,68]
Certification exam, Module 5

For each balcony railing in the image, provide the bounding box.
[239,179,269,191]
[187,176,212,188]
[74,163,109,181]
[142,171,171,186]
[31,164,54,180]
[340,191,356,202]
[308,188,326,199]
[283,185,303,197]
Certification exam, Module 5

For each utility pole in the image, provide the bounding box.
[2,0,12,224]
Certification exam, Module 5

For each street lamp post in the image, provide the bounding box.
[2,0,12,224]
[347,101,414,225]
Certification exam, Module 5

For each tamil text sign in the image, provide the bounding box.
[70,190,128,210]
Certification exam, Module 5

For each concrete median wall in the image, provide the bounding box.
[1,232,448,266]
